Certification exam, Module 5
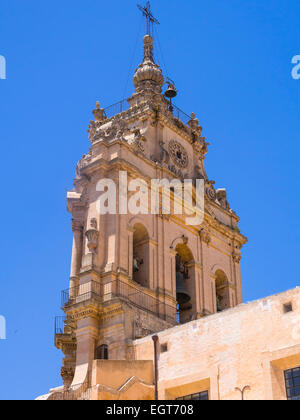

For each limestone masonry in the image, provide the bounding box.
[37,9,300,401]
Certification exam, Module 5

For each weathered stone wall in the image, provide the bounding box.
[134,287,300,400]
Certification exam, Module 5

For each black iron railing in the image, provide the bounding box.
[61,281,102,307]
[62,280,176,323]
[103,98,191,127]
[104,99,130,119]
[171,103,191,126]
[55,316,66,335]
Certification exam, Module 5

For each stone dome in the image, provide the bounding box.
[133,35,164,93]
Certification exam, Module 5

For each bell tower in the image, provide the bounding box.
[54,2,247,398]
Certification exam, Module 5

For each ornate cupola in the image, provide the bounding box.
[133,34,164,93]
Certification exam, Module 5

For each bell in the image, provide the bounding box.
[133,257,139,273]
[165,83,178,99]
[176,271,191,306]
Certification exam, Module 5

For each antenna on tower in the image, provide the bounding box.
[137,1,160,36]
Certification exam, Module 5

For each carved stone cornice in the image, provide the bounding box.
[67,305,100,322]
[203,208,248,247]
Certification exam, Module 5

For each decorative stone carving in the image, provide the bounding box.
[217,189,230,211]
[61,366,75,388]
[93,101,106,122]
[88,114,128,144]
[168,164,184,179]
[200,229,211,246]
[168,140,189,169]
[194,137,210,158]
[205,181,217,202]
[130,128,146,155]
[188,113,202,135]
[76,154,92,178]
[159,140,169,165]
[232,252,241,264]
[193,165,205,186]
[87,120,97,142]
[85,218,99,253]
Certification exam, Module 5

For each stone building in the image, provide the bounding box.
[38,5,300,401]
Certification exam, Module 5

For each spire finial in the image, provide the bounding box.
[137,1,160,36]
[133,2,164,94]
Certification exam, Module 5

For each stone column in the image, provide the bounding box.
[69,220,83,298]
[232,252,242,305]
[127,227,134,280]
[188,261,203,318]
[148,240,157,290]
[72,317,99,388]
[199,230,214,315]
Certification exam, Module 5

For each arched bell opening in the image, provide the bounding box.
[215,270,230,312]
[175,244,195,324]
[132,223,150,288]
[95,344,109,360]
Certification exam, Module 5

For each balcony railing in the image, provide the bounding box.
[103,98,191,127]
[55,316,66,335]
[104,99,130,119]
[62,280,176,324]
[171,103,191,126]
[49,384,91,401]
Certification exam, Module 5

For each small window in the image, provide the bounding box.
[95,344,108,360]
[161,343,168,353]
[176,391,209,401]
[283,303,293,314]
[285,367,300,400]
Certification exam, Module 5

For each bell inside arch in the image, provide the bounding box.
[176,271,191,306]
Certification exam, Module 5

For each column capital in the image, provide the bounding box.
[232,251,241,264]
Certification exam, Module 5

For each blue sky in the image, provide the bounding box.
[0,0,299,400]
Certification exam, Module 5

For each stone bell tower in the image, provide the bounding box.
[54,8,247,398]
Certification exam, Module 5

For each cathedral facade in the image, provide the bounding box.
[38,11,300,401]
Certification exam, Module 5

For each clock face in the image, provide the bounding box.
[168,140,189,169]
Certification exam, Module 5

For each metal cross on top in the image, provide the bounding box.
[137,1,160,36]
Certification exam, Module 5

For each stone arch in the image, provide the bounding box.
[132,223,150,288]
[214,269,230,312]
[211,264,230,281]
[170,235,190,252]
[128,216,152,238]
[174,242,196,324]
